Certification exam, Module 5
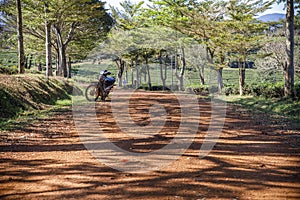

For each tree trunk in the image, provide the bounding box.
[45,2,53,79]
[135,57,140,89]
[24,55,28,69]
[175,47,186,91]
[16,0,25,74]
[55,54,60,76]
[38,62,42,71]
[54,25,67,77]
[144,72,147,82]
[125,65,129,85]
[131,68,134,88]
[217,68,223,93]
[28,54,32,69]
[239,61,246,96]
[146,57,152,90]
[67,56,71,78]
[60,46,67,77]
[199,64,205,85]
[284,0,295,97]
[115,59,125,87]
[159,53,167,90]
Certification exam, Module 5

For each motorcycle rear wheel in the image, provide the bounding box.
[85,84,99,101]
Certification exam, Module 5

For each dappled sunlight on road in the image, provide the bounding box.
[1,91,299,199]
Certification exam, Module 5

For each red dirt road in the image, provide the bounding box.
[1,91,300,199]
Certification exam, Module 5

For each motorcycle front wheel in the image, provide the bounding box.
[85,83,99,101]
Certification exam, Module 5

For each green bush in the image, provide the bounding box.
[190,85,209,95]
[224,82,285,98]
[190,81,300,99]
[224,84,239,95]
[251,82,284,98]
[0,66,18,74]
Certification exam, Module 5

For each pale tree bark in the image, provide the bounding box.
[284,0,295,97]
[16,0,25,74]
[115,59,125,87]
[175,47,186,91]
[159,51,167,90]
[217,53,226,93]
[135,56,140,89]
[55,53,60,76]
[54,25,67,77]
[45,2,53,79]
[199,64,205,85]
[53,22,76,77]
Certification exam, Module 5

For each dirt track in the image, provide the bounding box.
[0,91,300,199]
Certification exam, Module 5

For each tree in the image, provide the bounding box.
[278,0,300,96]
[149,0,231,92]
[16,0,25,74]
[1,0,113,78]
[50,0,112,77]
[110,0,145,86]
[158,49,168,90]
[185,44,207,85]
[111,0,145,30]
[226,0,273,95]
[44,1,52,79]
[255,38,286,82]
[284,0,295,96]
[174,47,186,91]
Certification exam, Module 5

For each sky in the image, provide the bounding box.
[104,0,286,15]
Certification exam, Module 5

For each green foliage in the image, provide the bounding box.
[251,82,284,98]
[111,0,145,30]
[226,0,272,61]
[1,0,113,63]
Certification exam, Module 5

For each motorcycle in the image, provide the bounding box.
[85,70,115,101]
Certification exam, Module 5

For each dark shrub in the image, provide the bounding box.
[0,66,18,74]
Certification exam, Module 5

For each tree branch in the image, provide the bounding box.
[64,22,78,46]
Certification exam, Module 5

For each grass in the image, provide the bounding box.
[0,99,72,131]
[225,95,300,123]
[0,74,77,131]
[0,50,18,67]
